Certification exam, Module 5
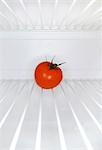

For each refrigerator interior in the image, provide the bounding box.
[0,0,102,150]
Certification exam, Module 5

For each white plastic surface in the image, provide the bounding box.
[0,80,102,150]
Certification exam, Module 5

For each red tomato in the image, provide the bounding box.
[34,61,63,89]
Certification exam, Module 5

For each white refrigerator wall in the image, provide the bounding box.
[0,31,101,80]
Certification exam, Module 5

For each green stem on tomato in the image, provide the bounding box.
[49,62,66,70]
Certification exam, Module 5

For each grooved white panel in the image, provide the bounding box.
[0,0,101,31]
[0,80,102,150]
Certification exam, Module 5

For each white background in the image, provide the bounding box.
[0,31,101,79]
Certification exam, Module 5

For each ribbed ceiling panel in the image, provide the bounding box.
[0,0,101,31]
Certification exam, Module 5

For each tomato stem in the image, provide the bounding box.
[57,62,66,66]
[51,56,56,63]
[49,62,66,69]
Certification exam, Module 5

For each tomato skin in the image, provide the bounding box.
[34,61,63,89]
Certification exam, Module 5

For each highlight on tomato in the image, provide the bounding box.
[34,58,65,89]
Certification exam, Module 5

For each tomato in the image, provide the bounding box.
[34,61,63,89]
